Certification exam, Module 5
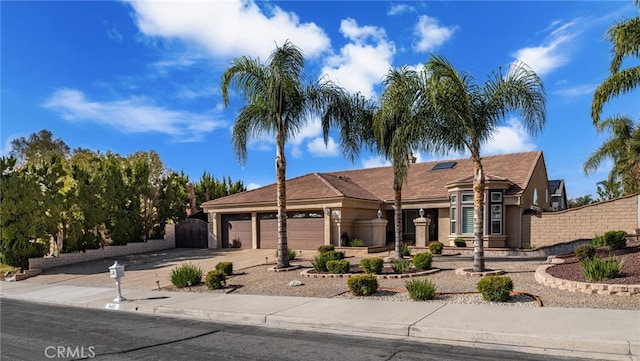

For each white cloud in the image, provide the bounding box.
[511,19,578,76]
[388,4,415,16]
[127,0,330,60]
[482,118,537,155]
[42,88,227,142]
[307,137,339,157]
[553,84,597,97]
[0,133,21,157]
[321,18,395,98]
[413,15,457,52]
[246,182,261,190]
[362,155,391,168]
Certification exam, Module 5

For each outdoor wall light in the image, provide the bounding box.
[377,209,382,219]
[419,208,425,218]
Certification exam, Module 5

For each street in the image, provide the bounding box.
[1,299,590,361]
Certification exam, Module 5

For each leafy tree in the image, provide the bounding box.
[584,115,640,195]
[591,0,640,126]
[127,150,167,240]
[596,178,624,201]
[194,172,246,208]
[413,55,546,272]
[221,40,343,268]
[9,129,70,167]
[568,195,596,208]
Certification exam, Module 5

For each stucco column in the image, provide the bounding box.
[208,212,218,248]
[414,217,431,247]
[370,219,388,247]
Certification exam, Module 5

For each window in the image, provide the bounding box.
[403,210,418,235]
[461,206,474,234]
[450,194,457,204]
[491,192,502,203]
[491,205,502,234]
[461,194,474,203]
[450,207,456,234]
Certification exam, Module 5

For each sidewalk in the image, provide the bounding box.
[1,280,638,361]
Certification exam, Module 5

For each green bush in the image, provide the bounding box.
[405,278,437,301]
[326,259,350,274]
[347,274,378,296]
[412,252,433,270]
[454,238,466,247]
[574,245,596,261]
[350,238,365,247]
[311,254,329,272]
[323,250,345,261]
[215,261,233,276]
[428,241,444,254]
[603,230,626,250]
[477,276,513,302]
[592,233,606,247]
[391,259,412,273]
[317,245,335,254]
[287,248,297,261]
[0,239,47,269]
[401,243,411,257]
[360,258,384,274]
[170,263,203,288]
[205,269,226,290]
[581,256,625,281]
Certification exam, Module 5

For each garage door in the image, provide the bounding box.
[258,211,324,250]
[221,214,252,248]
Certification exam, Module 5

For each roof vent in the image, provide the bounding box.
[432,161,456,170]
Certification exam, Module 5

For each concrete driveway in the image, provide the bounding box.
[22,248,277,290]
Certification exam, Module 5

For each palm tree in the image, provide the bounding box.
[584,115,640,195]
[418,55,546,272]
[221,40,342,268]
[591,0,640,126]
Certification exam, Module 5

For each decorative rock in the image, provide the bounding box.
[287,280,303,287]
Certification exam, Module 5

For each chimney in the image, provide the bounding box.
[407,152,417,164]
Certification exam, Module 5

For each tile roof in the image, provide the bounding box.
[203,151,543,207]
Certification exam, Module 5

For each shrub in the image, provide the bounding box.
[603,230,626,250]
[347,274,378,296]
[401,243,411,257]
[318,245,335,254]
[287,248,297,261]
[360,258,383,274]
[324,251,345,261]
[350,238,365,247]
[391,259,412,274]
[592,233,606,247]
[428,241,444,254]
[205,269,226,290]
[311,255,329,272]
[215,261,233,276]
[326,259,350,274]
[477,276,513,302]
[170,263,203,288]
[405,278,436,301]
[412,252,433,270]
[581,256,625,281]
[574,245,596,261]
[0,239,47,270]
[454,238,466,247]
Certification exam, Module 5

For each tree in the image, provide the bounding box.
[584,115,640,195]
[373,67,425,260]
[157,171,190,235]
[9,129,70,167]
[591,0,640,126]
[568,195,596,208]
[596,178,624,201]
[418,55,546,272]
[221,40,342,268]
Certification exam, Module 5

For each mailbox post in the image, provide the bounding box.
[108,261,126,302]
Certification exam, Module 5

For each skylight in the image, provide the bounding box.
[432,161,456,170]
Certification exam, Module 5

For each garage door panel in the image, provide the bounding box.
[258,214,323,250]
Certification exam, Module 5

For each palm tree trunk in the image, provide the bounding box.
[393,176,403,260]
[276,130,289,269]
[472,153,485,272]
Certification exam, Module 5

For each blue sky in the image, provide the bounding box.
[2,1,638,199]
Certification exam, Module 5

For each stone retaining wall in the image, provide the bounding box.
[535,264,640,296]
[524,194,639,248]
[28,224,175,270]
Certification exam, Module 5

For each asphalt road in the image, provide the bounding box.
[1,299,590,361]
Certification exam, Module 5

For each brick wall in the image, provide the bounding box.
[28,224,176,270]
[525,194,639,248]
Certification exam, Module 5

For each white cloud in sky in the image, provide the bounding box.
[482,118,537,155]
[388,4,415,16]
[43,88,227,142]
[362,155,391,168]
[127,0,330,60]
[246,182,261,190]
[554,84,597,97]
[307,137,339,157]
[321,18,395,98]
[413,15,457,52]
[511,19,579,76]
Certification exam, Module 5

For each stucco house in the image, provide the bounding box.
[201,151,552,250]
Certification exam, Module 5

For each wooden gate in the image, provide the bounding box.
[175,218,208,248]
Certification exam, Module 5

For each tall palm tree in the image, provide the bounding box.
[591,0,640,126]
[221,40,342,268]
[418,55,546,272]
[584,115,640,195]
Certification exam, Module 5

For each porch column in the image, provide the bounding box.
[208,212,219,248]
[370,219,388,247]
[414,217,431,247]
[251,212,258,249]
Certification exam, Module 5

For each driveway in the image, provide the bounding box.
[22,248,276,290]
